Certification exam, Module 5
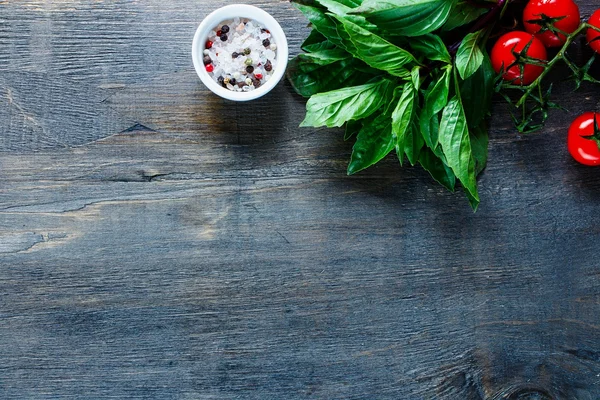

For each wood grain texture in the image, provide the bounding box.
[1,1,600,399]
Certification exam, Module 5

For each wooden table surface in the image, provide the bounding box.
[1,1,600,398]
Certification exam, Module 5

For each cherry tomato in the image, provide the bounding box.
[523,0,580,47]
[586,9,600,54]
[491,31,547,85]
[567,112,600,166]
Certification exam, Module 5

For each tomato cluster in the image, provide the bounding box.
[490,0,582,85]
[489,0,600,165]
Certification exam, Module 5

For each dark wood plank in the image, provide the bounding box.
[1,1,600,399]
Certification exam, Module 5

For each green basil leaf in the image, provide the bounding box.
[329,15,359,54]
[410,34,452,64]
[419,147,456,191]
[347,113,395,174]
[465,189,480,210]
[438,96,479,205]
[428,67,451,115]
[392,82,416,166]
[291,0,323,7]
[459,50,494,128]
[294,3,346,48]
[291,57,344,75]
[384,86,403,115]
[442,0,488,31]
[470,121,488,175]
[334,15,416,77]
[301,79,393,127]
[308,0,363,7]
[316,0,377,30]
[303,40,337,53]
[337,0,363,6]
[294,8,364,54]
[404,114,424,166]
[420,111,439,152]
[287,57,372,98]
[297,48,351,65]
[403,67,423,166]
[420,66,451,149]
[301,30,330,52]
[345,119,362,141]
[395,142,405,166]
[352,0,454,37]
[411,66,421,90]
[455,30,484,80]
[316,0,354,14]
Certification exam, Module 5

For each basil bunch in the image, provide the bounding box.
[288,0,495,209]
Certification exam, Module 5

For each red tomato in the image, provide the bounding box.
[523,0,580,47]
[587,9,600,54]
[491,31,547,85]
[567,112,600,166]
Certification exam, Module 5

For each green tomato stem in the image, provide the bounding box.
[514,23,594,107]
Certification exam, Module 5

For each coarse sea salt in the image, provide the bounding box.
[203,18,277,92]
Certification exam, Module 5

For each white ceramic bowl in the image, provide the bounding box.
[192,4,289,101]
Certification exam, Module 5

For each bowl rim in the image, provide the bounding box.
[192,4,289,102]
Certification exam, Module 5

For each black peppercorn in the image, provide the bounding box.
[232,52,239,58]
[253,78,261,88]
[246,65,254,74]
[262,39,270,47]
[217,76,225,86]
[264,60,272,72]
[203,55,212,65]
[220,33,228,42]
[229,78,236,85]
[221,25,230,34]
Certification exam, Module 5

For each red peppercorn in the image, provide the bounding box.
[217,30,222,36]
[206,64,214,73]
[254,73,263,80]
[205,41,213,49]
